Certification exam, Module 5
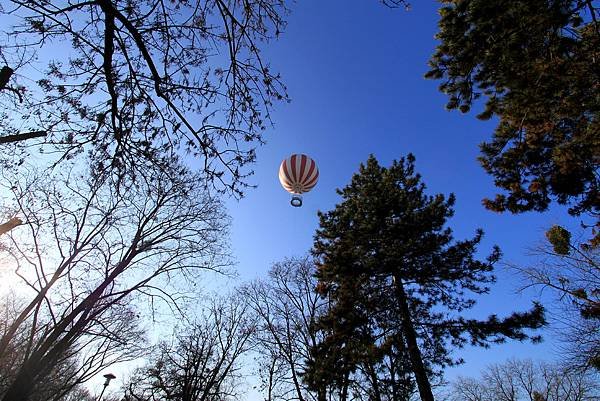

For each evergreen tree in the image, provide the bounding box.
[426,0,600,244]
[306,155,546,401]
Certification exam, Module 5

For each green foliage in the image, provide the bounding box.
[306,155,545,394]
[427,0,600,234]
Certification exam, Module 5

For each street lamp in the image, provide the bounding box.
[97,373,116,401]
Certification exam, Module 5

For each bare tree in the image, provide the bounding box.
[0,217,22,236]
[241,257,329,401]
[513,226,600,370]
[242,257,417,401]
[0,291,96,401]
[450,359,599,401]
[124,294,255,401]
[0,0,289,194]
[60,387,95,401]
[0,160,231,401]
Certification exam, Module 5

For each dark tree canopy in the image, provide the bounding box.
[306,155,545,401]
[427,0,600,237]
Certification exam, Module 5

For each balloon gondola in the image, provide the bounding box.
[278,154,319,207]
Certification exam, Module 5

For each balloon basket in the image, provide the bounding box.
[290,195,303,207]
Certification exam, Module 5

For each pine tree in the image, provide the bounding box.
[426,0,600,244]
[306,155,546,401]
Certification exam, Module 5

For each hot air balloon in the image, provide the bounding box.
[278,154,319,207]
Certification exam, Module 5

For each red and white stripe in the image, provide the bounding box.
[278,154,319,194]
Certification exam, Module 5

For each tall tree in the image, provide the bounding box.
[306,155,546,401]
[426,0,600,243]
[0,0,289,194]
[242,257,329,401]
[0,160,230,401]
[244,256,414,401]
[0,293,79,401]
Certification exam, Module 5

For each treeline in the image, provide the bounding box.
[2,154,598,401]
[0,0,598,401]
[3,251,597,401]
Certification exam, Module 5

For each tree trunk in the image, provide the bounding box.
[392,274,435,401]
[0,131,46,144]
[1,252,138,401]
[0,217,22,236]
[340,370,350,401]
[366,360,382,401]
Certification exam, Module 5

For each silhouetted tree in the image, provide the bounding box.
[306,155,546,401]
[450,359,599,401]
[0,160,230,401]
[514,225,600,370]
[0,0,290,194]
[125,295,254,401]
[427,0,600,243]
[0,292,95,401]
[244,256,414,401]
[242,257,329,401]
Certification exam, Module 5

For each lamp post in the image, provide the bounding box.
[97,373,116,401]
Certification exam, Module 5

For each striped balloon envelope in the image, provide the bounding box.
[279,154,318,206]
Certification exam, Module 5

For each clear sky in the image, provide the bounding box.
[223,0,576,384]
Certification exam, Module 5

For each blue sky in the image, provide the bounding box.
[0,1,584,397]
[224,0,576,382]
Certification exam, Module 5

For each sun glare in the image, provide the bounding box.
[0,259,28,297]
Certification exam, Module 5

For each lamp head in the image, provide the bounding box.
[102,373,116,386]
